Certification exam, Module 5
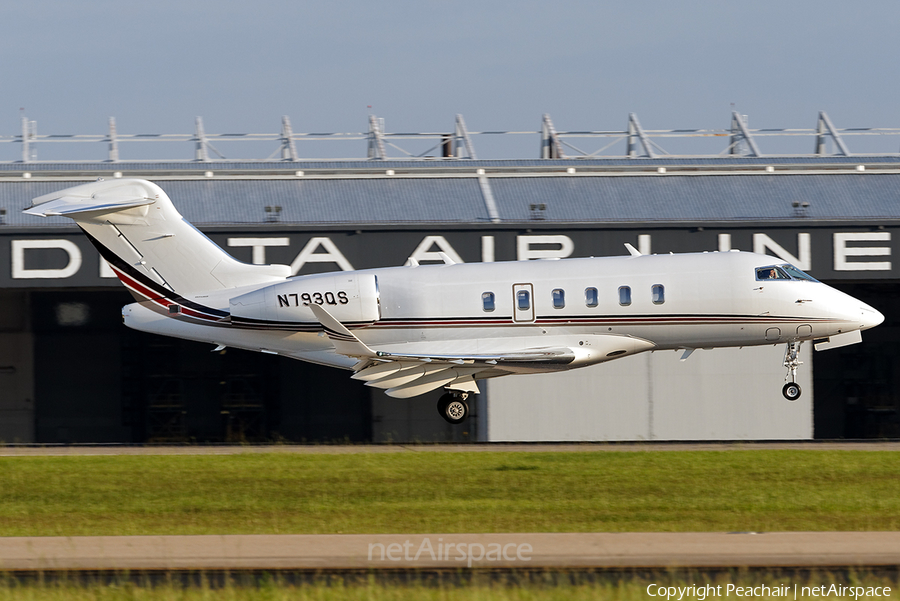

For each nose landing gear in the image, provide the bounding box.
[437,391,470,424]
[782,381,802,401]
[782,341,803,401]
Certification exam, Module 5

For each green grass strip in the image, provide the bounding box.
[0,574,897,601]
[0,450,898,536]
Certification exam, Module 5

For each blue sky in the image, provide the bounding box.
[3,1,899,159]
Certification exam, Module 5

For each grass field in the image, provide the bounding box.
[0,582,754,601]
[1,449,898,536]
[0,580,653,601]
[0,574,898,601]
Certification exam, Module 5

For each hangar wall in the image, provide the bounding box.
[487,345,813,441]
[1,222,883,442]
[0,290,33,443]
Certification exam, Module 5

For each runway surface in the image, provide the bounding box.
[1,532,898,571]
[1,441,899,456]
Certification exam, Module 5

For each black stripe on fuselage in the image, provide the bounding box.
[227,312,836,333]
[369,314,833,328]
[230,315,375,331]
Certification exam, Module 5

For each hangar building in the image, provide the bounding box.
[1,114,898,443]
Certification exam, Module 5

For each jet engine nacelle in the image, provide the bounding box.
[229,272,380,327]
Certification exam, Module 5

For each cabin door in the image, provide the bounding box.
[512,283,535,323]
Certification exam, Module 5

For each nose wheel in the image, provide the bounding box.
[782,382,801,401]
[437,392,470,424]
[782,341,803,401]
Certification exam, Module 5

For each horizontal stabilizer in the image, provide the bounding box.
[24,196,155,218]
[26,179,161,218]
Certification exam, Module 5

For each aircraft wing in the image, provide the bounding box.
[308,304,650,398]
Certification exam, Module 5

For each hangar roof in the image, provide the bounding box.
[2,156,900,173]
[2,158,900,228]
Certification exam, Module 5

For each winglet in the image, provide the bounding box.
[624,243,642,257]
[308,304,377,358]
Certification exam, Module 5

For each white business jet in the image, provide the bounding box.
[26,179,883,424]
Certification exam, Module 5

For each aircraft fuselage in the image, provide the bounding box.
[123,249,880,372]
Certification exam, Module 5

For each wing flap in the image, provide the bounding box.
[352,361,414,382]
[385,367,486,398]
[364,364,438,389]
[385,368,462,398]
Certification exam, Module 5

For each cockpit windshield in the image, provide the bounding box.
[780,264,818,282]
[756,266,789,280]
[755,264,819,283]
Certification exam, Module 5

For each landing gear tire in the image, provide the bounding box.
[781,342,804,401]
[437,392,469,424]
[782,382,801,401]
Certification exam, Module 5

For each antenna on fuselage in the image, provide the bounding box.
[624,243,642,257]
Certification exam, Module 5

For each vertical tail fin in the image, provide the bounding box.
[25,179,290,300]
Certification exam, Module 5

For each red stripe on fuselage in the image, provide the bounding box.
[112,266,169,307]
[111,266,223,323]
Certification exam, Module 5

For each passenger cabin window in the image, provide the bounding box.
[618,286,631,306]
[552,288,565,309]
[517,290,531,310]
[652,284,665,305]
[585,287,598,308]
[482,292,495,312]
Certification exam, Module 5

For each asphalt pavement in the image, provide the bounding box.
[1,532,898,571]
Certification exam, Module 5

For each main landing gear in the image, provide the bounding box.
[437,392,470,424]
[782,341,803,401]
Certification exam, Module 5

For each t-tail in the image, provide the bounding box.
[25,179,290,316]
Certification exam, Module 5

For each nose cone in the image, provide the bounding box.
[826,285,884,332]
[859,304,885,330]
